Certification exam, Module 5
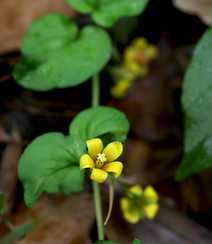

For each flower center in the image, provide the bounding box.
[95,153,107,169]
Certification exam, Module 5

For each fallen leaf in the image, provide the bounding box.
[173,0,212,26]
[0,191,95,244]
[0,0,77,53]
[0,129,23,214]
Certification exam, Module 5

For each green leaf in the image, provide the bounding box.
[92,239,142,244]
[96,132,117,148]
[69,106,130,143]
[175,27,212,180]
[0,217,41,244]
[132,238,142,244]
[0,192,7,215]
[18,133,86,207]
[21,13,78,58]
[65,0,150,27]
[93,241,121,244]
[12,13,112,91]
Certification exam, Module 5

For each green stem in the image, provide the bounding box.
[1,215,16,231]
[91,73,104,240]
[108,174,137,197]
[92,180,105,240]
[91,73,100,108]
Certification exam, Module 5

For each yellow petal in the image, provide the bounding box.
[86,138,103,161]
[110,80,131,99]
[101,162,123,178]
[123,210,140,224]
[80,154,94,170]
[123,46,136,64]
[143,204,159,219]
[120,197,140,224]
[103,141,123,162]
[144,186,159,202]
[144,45,159,60]
[90,168,108,183]
[132,37,148,49]
[129,185,143,196]
[120,197,131,211]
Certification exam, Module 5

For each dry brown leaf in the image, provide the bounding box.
[101,192,135,244]
[0,191,95,244]
[0,0,77,53]
[0,123,11,143]
[103,194,212,244]
[173,0,212,25]
[0,129,23,214]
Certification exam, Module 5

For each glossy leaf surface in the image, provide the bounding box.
[69,106,130,143]
[175,27,212,180]
[65,0,150,27]
[18,133,86,207]
[13,13,112,91]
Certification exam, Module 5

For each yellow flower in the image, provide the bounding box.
[80,138,123,183]
[110,79,132,99]
[123,37,159,66]
[120,185,159,224]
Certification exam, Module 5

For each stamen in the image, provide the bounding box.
[95,153,107,168]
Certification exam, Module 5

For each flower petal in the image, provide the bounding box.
[90,168,108,183]
[120,198,140,224]
[80,154,94,170]
[101,162,123,178]
[144,186,159,202]
[143,204,159,219]
[129,185,143,196]
[120,197,131,211]
[132,37,148,49]
[103,141,123,162]
[86,138,103,161]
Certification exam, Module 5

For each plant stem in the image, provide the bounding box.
[92,180,105,240]
[91,73,100,108]
[1,215,16,231]
[91,73,104,240]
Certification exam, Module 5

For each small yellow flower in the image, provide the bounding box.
[120,185,159,224]
[110,80,132,99]
[80,138,123,183]
[123,37,159,66]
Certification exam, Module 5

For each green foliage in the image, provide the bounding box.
[96,132,117,148]
[18,106,129,207]
[69,106,130,143]
[0,217,41,244]
[175,26,212,180]
[0,192,7,215]
[93,242,121,244]
[18,133,86,207]
[13,13,112,91]
[93,239,142,244]
[132,238,142,244]
[65,0,150,27]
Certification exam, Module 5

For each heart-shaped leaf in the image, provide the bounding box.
[18,132,86,207]
[12,13,112,91]
[65,0,150,27]
[175,27,212,180]
[0,192,7,215]
[69,106,130,143]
